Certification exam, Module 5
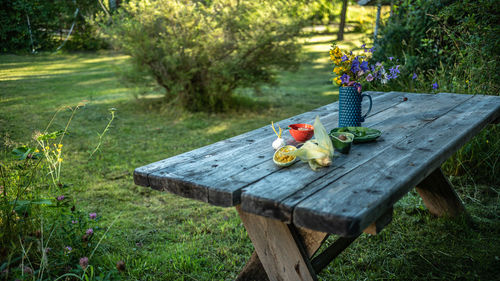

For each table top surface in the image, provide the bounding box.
[134,91,500,236]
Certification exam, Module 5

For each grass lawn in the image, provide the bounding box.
[1,26,499,280]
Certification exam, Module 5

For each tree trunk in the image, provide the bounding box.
[337,0,348,41]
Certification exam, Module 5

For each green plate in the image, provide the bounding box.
[330,127,381,143]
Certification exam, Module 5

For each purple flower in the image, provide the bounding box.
[341,55,349,62]
[79,257,89,269]
[388,57,394,61]
[375,62,382,67]
[369,47,375,53]
[86,228,94,235]
[432,82,439,89]
[389,66,400,79]
[340,74,350,84]
[72,220,78,224]
[351,57,361,73]
[366,74,374,82]
[65,246,72,252]
[361,44,366,49]
[412,73,418,80]
[360,61,369,72]
[89,213,97,220]
[56,195,65,201]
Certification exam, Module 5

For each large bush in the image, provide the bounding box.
[99,0,305,112]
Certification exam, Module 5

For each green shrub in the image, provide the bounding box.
[370,0,500,184]
[98,0,305,112]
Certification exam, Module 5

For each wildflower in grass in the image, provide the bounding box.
[86,228,94,235]
[341,74,350,84]
[58,158,63,162]
[412,73,417,80]
[341,55,348,62]
[89,212,97,220]
[23,266,33,275]
[432,82,439,89]
[65,246,72,252]
[72,220,78,224]
[369,47,375,53]
[366,74,374,82]
[57,195,65,201]
[116,260,126,272]
[389,56,394,61]
[79,257,89,269]
[389,65,400,79]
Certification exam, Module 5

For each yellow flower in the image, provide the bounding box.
[57,148,61,152]
[58,144,63,148]
[334,77,341,85]
[35,149,39,153]
[45,146,49,151]
[58,158,63,162]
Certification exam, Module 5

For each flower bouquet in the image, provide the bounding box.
[329,43,401,127]
[330,43,401,90]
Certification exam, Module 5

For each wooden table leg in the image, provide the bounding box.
[236,206,327,281]
[416,168,465,217]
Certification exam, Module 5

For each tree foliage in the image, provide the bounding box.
[0,0,106,53]
[99,0,306,112]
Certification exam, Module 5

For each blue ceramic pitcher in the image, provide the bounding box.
[338,86,372,127]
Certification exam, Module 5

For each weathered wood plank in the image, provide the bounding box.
[206,92,425,206]
[139,91,400,203]
[293,94,500,235]
[415,168,465,217]
[145,91,393,180]
[236,206,316,281]
[240,92,473,222]
[134,93,387,187]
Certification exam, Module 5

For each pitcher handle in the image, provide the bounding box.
[360,93,372,122]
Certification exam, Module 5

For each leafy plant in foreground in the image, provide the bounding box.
[0,106,121,280]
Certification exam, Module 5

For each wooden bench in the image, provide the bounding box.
[134,91,500,280]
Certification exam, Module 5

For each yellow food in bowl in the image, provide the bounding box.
[273,146,297,165]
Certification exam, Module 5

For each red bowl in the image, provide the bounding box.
[289,123,314,142]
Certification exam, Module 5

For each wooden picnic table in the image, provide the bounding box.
[134,91,500,281]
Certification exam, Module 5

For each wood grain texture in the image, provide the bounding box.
[415,168,465,217]
[236,227,327,281]
[236,206,316,281]
[241,92,473,222]
[293,94,500,235]
[134,91,394,204]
